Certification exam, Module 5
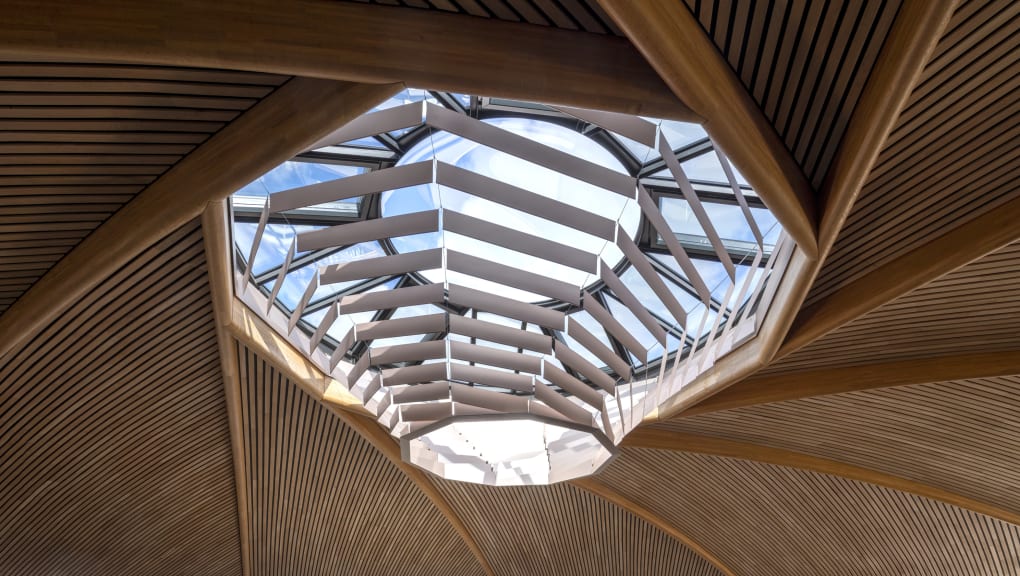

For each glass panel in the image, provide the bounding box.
[658,120,707,149]
[340,136,387,149]
[267,242,387,310]
[258,160,367,195]
[603,296,657,363]
[681,150,749,185]
[234,222,324,276]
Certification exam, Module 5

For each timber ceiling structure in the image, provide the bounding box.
[0,0,1017,574]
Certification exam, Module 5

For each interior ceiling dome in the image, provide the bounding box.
[231,89,787,485]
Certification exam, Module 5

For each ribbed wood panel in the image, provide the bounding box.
[658,375,1020,522]
[766,240,1020,373]
[680,0,900,186]
[337,0,623,34]
[0,221,241,575]
[0,61,288,315]
[433,479,721,576]
[237,342,486,576]
[808,0,1020,303]
[601,448,1020,576]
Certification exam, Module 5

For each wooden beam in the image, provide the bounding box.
[336,411,497,576]
[571,477,737,576]
[774,0,959,357]
[0,77,400,363]
[595,0,816,256]
[0,0,694,121]
[666,0,958,415]
[624,429,1020,527]
[202,200,494,575]
[780,195,1020,357]
[816,0,959,255]
[201,200,251,576]
[681,349,1020,417]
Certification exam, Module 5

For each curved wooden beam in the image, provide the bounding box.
[0,77,400,364]
[683,349,1020,417]
[624,428,1020,527]
[201,201,495,576]
[571,477,736,576]
[0,0,693,121]
[780,194,1020,357]
[595,0,816,256]
[774,0,960,358]
[816,0,960,256]
[653,0,959,418]
[202,201,252,576]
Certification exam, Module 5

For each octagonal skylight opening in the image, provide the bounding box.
[230,88,790,486]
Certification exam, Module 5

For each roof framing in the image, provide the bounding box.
[656,0,959,417]
[0,78,400,363]
[624,428,1020,527]
[772,0,960,358]
[680,349,1020,417]
[0,0,694,121]
[780,194,1020,357]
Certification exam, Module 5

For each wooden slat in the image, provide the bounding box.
[0,77,400,361]
[0,61,287,319]
[661,376,1020,533]
[432,476,722,576]
[235,344,488,576]
[571,478,735,576]
[597,0,818,256]
[807,0,1020,309]
[0,0,695,120]
[624,428,1020,527]
[0,221,242,575]
[600,448,1020,576]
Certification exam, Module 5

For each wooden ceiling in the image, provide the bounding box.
[805,0,1018,304]
[1,0,1018,574]
[0,63,288,315]
[236,342,487,576]
[600,448,1020,576]
[0,221,241,574]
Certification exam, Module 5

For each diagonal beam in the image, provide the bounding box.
[680,349,1020,417]
[780,195,1020,357]
[624,428,1020,527]
[201,201,252,576]
[815,0,961,256]
[202,201,495,576]
[571,477,737,576]
[595,0,816,256]
[659,0,957,417]
[0,0,693,121]
[0,77,400,363]
[771,0,959,358]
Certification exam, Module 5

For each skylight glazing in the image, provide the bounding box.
[230,89,789,485]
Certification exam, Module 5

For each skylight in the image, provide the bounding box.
[230,89,788,486]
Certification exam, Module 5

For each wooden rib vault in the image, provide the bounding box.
[1,1,1018,574]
